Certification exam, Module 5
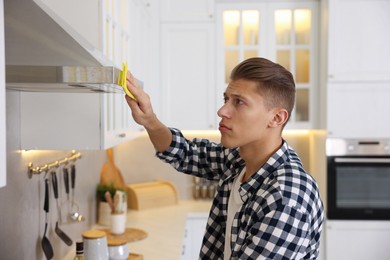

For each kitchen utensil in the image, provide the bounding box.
[100,149,126,190]
[113,192,120,212]
[51,170,73,246]
[41,178,54,260]
[62,166,70,221]
[105,191,115,213]
[68,163,85,222]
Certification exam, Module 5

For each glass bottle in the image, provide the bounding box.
[74,241,85,260]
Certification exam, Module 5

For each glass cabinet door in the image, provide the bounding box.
[217,2,318,129]
[274,7,314,125]
[222,8,264,84]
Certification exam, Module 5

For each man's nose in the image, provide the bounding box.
[217,103,230,118]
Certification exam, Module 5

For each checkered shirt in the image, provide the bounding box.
[156,128,324,259]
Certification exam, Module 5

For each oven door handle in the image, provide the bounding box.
[334,158,390,163]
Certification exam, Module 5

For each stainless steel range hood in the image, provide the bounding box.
[4,0,125,93]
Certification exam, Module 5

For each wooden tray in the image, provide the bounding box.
[98,227,147,243]
[128,253,143,260]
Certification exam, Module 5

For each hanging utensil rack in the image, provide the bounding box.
[27,150,82,179]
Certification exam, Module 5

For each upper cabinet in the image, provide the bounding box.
[1,0,6,187]
[326,0,390,138]
[19,92,142,150]
[160,0,216,130]
[10,0,156,150]
[327,0,390,82]
[216,1,320,129]
[161,0,214,22]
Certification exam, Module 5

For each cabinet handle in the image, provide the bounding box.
[118,133,126,138]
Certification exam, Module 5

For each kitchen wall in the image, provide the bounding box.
[0,91,106,260]
[0,90,327,260]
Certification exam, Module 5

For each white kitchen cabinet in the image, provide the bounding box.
[161,23,216,130]
[327,82,390,138]
[326,220,390,260]
[181,213,208,260]
[216,1,320,129]
[326,0,390,138]
[0,0,6,188]
[161,0,214,22]
[20,92,142,150]
[327,0,390,82]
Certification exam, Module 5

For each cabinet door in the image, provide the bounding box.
[161,0,214,22]
[216,2,319,129]
[161,23,216,130]
[327,82,390,138]
[20,92,140,150]
[328,0,390,82]
[102,93,143,148]
[0,0,5,188]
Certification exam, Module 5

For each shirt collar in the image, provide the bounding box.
[239,140,291,202]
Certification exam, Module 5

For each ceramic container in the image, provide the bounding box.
[82,229,109,260]
[110,211,127,235]
[108,238,129,260]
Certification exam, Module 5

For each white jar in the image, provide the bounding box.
[82,229,109,260]
[108,238,129,260]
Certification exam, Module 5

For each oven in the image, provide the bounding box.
[327,138,390,220]
[326,139,390,260]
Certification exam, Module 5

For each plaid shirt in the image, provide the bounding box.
[157,128,324,259]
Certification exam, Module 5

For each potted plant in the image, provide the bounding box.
[96,183,127,226]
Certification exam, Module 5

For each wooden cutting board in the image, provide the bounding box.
[126,180,178,210]
[100,148,126,189]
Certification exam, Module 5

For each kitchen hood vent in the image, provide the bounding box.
[4,0,124,93]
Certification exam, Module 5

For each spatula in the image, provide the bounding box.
[51,170,73,246]
[41,178,54,259]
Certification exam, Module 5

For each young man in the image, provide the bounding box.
[125,57,324,259]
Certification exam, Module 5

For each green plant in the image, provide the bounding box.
[96,183,126,202]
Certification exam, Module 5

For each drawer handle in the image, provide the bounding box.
[118,133,126,138]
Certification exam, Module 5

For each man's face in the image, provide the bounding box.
[217,79,276,149]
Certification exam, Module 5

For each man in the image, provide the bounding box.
[125,57,324,259]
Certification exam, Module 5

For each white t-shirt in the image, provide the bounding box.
[224,167,246,260]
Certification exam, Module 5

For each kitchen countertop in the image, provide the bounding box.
[63,200,212,260]
[123,200,211,259]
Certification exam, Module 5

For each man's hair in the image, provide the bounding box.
[230,57,295,125]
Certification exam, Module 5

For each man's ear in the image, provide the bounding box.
[269,108,289,128]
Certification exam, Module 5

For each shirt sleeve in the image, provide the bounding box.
[155,128,230,180]
[236,204,318,260]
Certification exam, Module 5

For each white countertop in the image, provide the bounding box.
[63,200,212,260]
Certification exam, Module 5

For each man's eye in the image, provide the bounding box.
[235,99,244,105]
[223,97,228,103]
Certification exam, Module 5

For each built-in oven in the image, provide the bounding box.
[326,139,390,260]
[327,138,390,220]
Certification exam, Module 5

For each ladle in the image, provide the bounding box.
[51,170,73,246]
[41,178,54,259]
[68,164,85,222]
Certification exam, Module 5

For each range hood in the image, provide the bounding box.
[4,0,125,93]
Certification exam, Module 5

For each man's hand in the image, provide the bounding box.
[124,71,172,152]
[125,71,158,129]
